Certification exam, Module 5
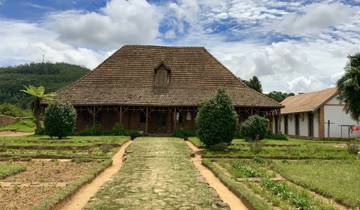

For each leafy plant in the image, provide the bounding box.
[196,89,238,147]
[112,123,127,135]
[128,130,141,140]
[172,129,196,139]
[21,85,56,131]
[240,115,269,141]
[44,102,76,139]
[337,53,360,121]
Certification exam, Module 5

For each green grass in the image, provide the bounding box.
[215,159,276,178]
[0,163,26,179]
[0,118,35,132]
[272,160,360,208]
[191,137,356,159]
[0,135,130,160]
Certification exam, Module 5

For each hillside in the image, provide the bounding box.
[0,62,90,108]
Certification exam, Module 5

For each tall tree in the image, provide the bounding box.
[337,53,360,121]
[21,86,56,131]
[244,76,263,93]
[267,91,295,102]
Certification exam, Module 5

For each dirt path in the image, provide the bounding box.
[59,141,132,210]
[0,131,33,137]
[186,141,248,210]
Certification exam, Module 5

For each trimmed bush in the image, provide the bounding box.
[112,122,127,135]
[240,115,269,141]
[44,102,76,139]
[172,129,196,139]
[196,89,238,147]
[266,132,288,140]
[128,130,141,140]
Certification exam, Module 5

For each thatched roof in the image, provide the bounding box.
[281,87,337,114]
[55,45,281,107]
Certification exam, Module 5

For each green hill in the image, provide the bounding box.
[0,62,90,108]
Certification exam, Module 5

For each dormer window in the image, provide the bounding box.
[154,63,171,93]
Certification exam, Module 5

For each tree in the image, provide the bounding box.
[267,91,295,102]
[196,89,238,147]
[337,53,360,121]
[244,76,263,93]
[44,102,76,139]
[21,85,56,131]
[240,115,269,141]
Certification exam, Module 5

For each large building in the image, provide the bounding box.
[54,45,281,134]
[273,87,360,139]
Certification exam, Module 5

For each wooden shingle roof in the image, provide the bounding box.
[55,45,281,107]
[281,87,338,114]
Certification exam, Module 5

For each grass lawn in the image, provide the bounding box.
[189,137,357,159]
[0,163,26,179]
[273,160,360,208]
[0,118,35,132]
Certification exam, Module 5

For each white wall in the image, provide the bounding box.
[288,114,296,135]
[324,96,360,138]
[313,110,319,138]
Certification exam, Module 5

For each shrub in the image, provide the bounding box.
[35,127,45,135]
[128,130,141,140]
[0,103,27,117]
[240,115,269,141]
[172,129,196,139]
[346,141,359,154]
[112,123,127,135]
[266,132,288,140]
[196,89,238,147]
[44,102,76,139]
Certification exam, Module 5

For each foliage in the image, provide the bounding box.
[249,140,264,154]
[243,76,263,93]
[196,89,238,147]
[0,118,35,132]
[21,85,56,131]
[112,123,127,135]
[266,91,294,102]
[0,163,26,179]
[273,160,360,208]
[44,103,76,139]
[346,141,359,154]
[266,132,288,140]
[337,53,360,121]
[172,129,197,139]
[128,130,142,140]
[0,103,29,117]
[240,115,269,141]
[0,62,89,109]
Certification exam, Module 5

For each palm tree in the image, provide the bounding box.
[21,86,56,131]
[337,53,360,121]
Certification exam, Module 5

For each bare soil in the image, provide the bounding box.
[0,160,96,210]
[0,131,34,137]
[59,141,132,210]
[186,141,248,210]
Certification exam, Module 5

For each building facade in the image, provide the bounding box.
[273,87,360,139]
[52,45,281,134]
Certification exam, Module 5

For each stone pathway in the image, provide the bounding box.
[84,137,229,210]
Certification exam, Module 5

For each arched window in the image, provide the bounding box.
[154,63,171,93]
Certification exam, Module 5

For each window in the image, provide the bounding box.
[154,63,171,92]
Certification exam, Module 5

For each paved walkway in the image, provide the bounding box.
[84,137,229,210]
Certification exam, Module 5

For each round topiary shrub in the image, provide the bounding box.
[196,89,238,148]
[44,102,76,139]
[240,115,269,141]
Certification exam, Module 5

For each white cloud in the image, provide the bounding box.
[0,20,106,69]
[270,3,357,35]
[45,0,161,48]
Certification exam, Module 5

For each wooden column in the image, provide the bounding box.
[319,107,324,139]
[173,107,177,132]
[145,107,149,134]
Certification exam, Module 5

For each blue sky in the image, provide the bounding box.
[0,0,359,93]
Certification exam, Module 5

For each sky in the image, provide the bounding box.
[0,0,359,93]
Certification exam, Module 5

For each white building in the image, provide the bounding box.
[273,87,360,139]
